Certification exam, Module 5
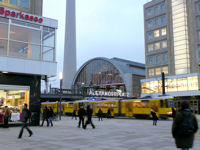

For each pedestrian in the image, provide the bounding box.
[41,106,49,126]
[4,106,11,128]
[83,105,95,129]
[98,108,103,121]
[151,109,158,126]
[72,109,77,120]
[172,101,198,150]
[77,105,85,128]
[48,107,55,127]
[172,107,176,120]
[107,108,111,119]
[18,104,33,139]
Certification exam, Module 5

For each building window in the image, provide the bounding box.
[148,68,154,77]
[155,67,161,76]
[162,40,167,48]
[147,20,153,28]
[10,0,18,5]
[155,55,161,64]
[197,3,200,12]
[148,56,154,65]
[155,18,159,26]
[154,42,160,50]
[162,53,168,62]
[148,32,153,40]
[147,8,153,16]
[160,15,166,24]
[154,30,160,38]
[154,6,159,14]
[160,3,166,12]
[148,43,154,52]
[162,66,168,74]
[198,16,200,27]
[20,0,30,8]
[161,28,166,36]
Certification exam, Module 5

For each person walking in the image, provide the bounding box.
[151,109,158,126]
[72,109,77,120]
[107,108,111,119]
[83,105,95,129]
[48,107,55,127]
[41,106,49,127]
[172,101,198,150]
[18,104,33,139]
[77,105,85,128]
[4,106,11,128]
[98,108,103,121]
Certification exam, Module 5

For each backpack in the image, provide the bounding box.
[178,112,194,136]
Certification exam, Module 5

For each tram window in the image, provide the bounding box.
[160,101,164,108]
[165,100,168,108]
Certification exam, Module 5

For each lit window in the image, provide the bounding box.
[161,28,166,36]
[162,53,168,62]
[160,3,166,12]
[197,3,200,12]
[155,18,159,26]
[148,68,154,77]
[162,66,168,74]
[10,0,18,5]
[147,8,152,16]
[20,0,30,8]
[162,40,167,48]
[154,30,160,38]
[148,44,154,51]
[148,32,153,40]
[155,67,161,76]
[155,55,161,64]
[154,42,160,50]
[160,15,166,24]
[147,20,153,28]
[148,56,154,65]
[154,6,159,14]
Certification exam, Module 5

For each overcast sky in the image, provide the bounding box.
[43,0,150,87]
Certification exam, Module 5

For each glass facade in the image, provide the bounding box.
[172,0,190,75]
[9,0,30,8]
[74,59,125,92]
[0,17,56,62]
[142,75,199,94]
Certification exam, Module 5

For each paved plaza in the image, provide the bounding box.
[0,116,199,150]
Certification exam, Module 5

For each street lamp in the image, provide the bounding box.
[59,72,63,120]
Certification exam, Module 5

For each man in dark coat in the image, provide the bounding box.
[77,105,85,128]
[172,101,198,150]
[151,109,158,126]
[107,108,111,119]
[83,105,95,129]
[98,108,103,121]
[41,106,49,126]
[18,104,33,139]
[48,107,55,127]
[72,109,77,120]
[4,106,11,128]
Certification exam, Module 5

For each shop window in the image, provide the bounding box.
[162,66,168,74]
[161,28,166,36]
[154,30,160,38]
[160,15,166,24]
[162,40,167,48]
[160,3,166,12]
[148,56,154,65]
[148,32,153,40]
[148,43,154,52]
[154,42,160,50]
[155,55,161,64]
[155,67,161,76]
[147,20,153,28]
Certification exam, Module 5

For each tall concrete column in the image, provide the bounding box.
[63,0,77,89]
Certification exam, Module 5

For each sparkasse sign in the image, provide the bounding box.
[0,6,43,23]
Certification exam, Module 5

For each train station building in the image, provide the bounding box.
[0,0,57,125]
[72,57,145,98]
